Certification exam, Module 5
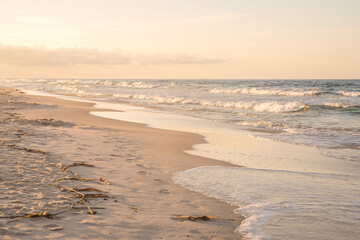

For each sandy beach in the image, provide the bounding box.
[1,1,358,238]
[0,86,243,239]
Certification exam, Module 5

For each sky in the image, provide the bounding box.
[0,0,359,79]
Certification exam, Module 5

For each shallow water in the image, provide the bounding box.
[174,167,360,240]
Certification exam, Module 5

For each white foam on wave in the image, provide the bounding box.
[116,81,158,88]
[210,87,321,96]
[253,124,360,153]
[50,79,82,85]
[324,102,353,108]
[33,79,161,89]
[57,85,107,98]
[112,94,194,104]
[112,93,308,113]
[199,100,254,110]
[253,102,307,113]
[338,91,360,97]
[236,121,275,128]
[34,79,48,83]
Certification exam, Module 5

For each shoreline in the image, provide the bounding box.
[19,89,240,172]
[0,86,244,239]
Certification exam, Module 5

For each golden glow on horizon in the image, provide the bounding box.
[0,0,359,79]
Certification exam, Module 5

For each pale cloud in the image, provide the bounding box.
[139,53,225,65]
[0,45,132,66]
[142,13,246,28]
[0,45,225,67]
[179,13,246,24]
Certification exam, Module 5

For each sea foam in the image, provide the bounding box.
[252,102,307,113]
[112,93,308,113]
[210,87,322,96]
[338,91,360,97]
[173,166,360,240]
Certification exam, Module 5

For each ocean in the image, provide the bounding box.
[2,78,360,239]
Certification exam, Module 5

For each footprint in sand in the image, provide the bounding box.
[158,189,172,194]
[138,170,149,176]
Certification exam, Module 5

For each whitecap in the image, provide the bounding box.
[253,102,307,113]
[210,88,322,96]
[338,91,360,97]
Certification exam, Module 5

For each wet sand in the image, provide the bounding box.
[0,86,243,239]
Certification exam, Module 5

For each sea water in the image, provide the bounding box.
[1,78,360,239]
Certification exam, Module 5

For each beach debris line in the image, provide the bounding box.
[53,160,113,215]
[51,184,110,214]
[99,177,111,185]
[174,215,235,221]
[76,193,110,199]
[56,176,111,185]
[0,203,108,221]
[60,161,95,171]
[51,185,105,194]
[0,210,67,220]
[0,91,114,225]
[71,206,105,210]
[58,161,111,185]
[74,187,105,192]
[1,142,48,155]
[50,186,103,215]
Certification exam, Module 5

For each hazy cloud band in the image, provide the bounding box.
[0,45,225,66]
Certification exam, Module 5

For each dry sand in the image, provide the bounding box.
[0,87,243,239]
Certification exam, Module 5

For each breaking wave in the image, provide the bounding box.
[36,79,161,89]
[323,102,354,108]
[338,91,360,97]
[252,102,307,113]
[112,94,307,113]
[210,88,322,96]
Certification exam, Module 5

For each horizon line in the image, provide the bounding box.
[2,78,360,81]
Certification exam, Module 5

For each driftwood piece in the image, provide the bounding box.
[76,194,110,199]
[22,211,53,218]
[70,207,105,210]
[61,162,95,171]
[76,200,97,215]
[51,185,105,193]
[51,185,104,214]
[67,169,79,177]
[2,144,48,155]
[174,215,235,221]
[57,177,90,182]
[99,178,111,185]
[57,177,111,185]
[0,210,67,220]
[73,187,105,192]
